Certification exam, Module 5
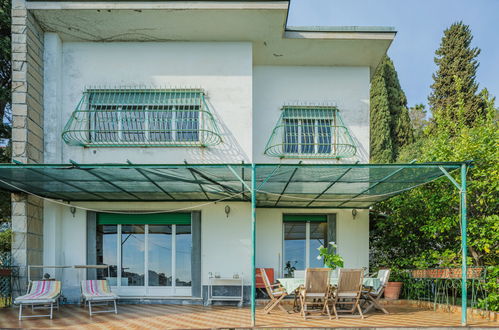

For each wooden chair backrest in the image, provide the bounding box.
[375,269,391,294]
[256,268,274,289]
[259,268,275,297]
[304,268,330,294]
[378,269,391,286]
[337,268,363,294]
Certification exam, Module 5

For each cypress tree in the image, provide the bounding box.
[370,59,393,163]
[429,21,484,127]
[370,55,413,163]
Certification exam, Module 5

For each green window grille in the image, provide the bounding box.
[62,88,222,147]
[264,106,357,159]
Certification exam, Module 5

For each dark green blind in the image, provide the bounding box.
[283,214,327,222]
[97,212,191,225]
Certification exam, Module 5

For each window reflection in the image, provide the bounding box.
[96,224,118,281]
[175,225,192,286]
[309,222,327,268]
[121,225,145,286]
[148,225,172,286]
[284,223,306,275]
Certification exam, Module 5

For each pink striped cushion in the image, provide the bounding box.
[81,280,116,298]
[15,281,61,303]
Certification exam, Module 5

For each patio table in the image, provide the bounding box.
[277,276,381,294]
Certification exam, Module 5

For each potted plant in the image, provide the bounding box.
[317,242,344,270]
[384,267,407,300]
[284,261,297,278]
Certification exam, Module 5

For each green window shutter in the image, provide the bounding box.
[97,212,191,225]
[283,214,327,222]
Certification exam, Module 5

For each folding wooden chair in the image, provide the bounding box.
[362,269,390,314]
[330,268,365,319]
[260,268,288,314]
[298,268,332,320]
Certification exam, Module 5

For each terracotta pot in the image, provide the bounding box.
[384,281,403,300]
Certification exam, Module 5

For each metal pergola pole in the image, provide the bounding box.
[461,163,467,326]
[251,163,257,326]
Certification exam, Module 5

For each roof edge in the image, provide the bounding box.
[286,25,396,33]
[26,0,289,10]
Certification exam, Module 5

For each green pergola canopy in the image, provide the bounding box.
[0,162,466,208]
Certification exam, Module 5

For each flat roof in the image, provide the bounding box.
[25,1,395,74]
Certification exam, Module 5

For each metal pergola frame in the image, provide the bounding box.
[0,161,471,326]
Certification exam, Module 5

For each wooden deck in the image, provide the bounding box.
[0,302,497,329]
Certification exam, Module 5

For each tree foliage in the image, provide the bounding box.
[428,21,485,128]
[371,22,498,310]
[370,55,414,163]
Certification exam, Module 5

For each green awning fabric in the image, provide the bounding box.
[97,212,191,225]
[0,162,467,209]
[283,214,327,222]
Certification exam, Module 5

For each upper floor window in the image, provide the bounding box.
[62,88,222,148]
[264,106,357,159]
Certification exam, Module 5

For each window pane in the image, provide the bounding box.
[175,225,192,287]
[176,106,199,142]
[122,106,146,142]
[121,225,145,286]
[284,222,306,276]
[309,222,328,268]
[92,108,119,142]
[301,119,315,153]
[96,225,118,281]
[284,119,299,153]
[149,109,173,142]
[317,119,332,154]
[148,225,172,287]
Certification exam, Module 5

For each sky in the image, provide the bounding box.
[287,0,499,109]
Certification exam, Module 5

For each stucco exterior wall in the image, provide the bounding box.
[43,40,253,164]
[252,66,370,163]
[255,208,369,277]
[43,200,369,301]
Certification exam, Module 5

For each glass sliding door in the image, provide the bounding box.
[282,215,330,277]
[96,224,118,283]
[95,216,193,297]
[121,225,146,287]
[283,222,307,276]
[148,225,173,287]
[175,225,192,288]
[309,222,328,268]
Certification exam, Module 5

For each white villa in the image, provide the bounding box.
[6,0,406,305]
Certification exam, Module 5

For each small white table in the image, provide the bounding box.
[207,276,244,307]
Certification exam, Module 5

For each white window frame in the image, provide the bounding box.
[108,224,191,297]
[284,119,334,155]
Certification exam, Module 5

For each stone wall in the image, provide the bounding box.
[11,0,44,295]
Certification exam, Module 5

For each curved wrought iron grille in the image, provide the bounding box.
[62,88,222,147]
[264,106,357,159]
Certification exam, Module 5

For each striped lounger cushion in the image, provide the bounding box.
[15,281,61,304]
[81,280,118,301]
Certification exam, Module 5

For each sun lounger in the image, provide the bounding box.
[81,280,118,316]
[14,280,61,320]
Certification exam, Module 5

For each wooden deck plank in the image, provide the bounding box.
[0,303,496,329]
